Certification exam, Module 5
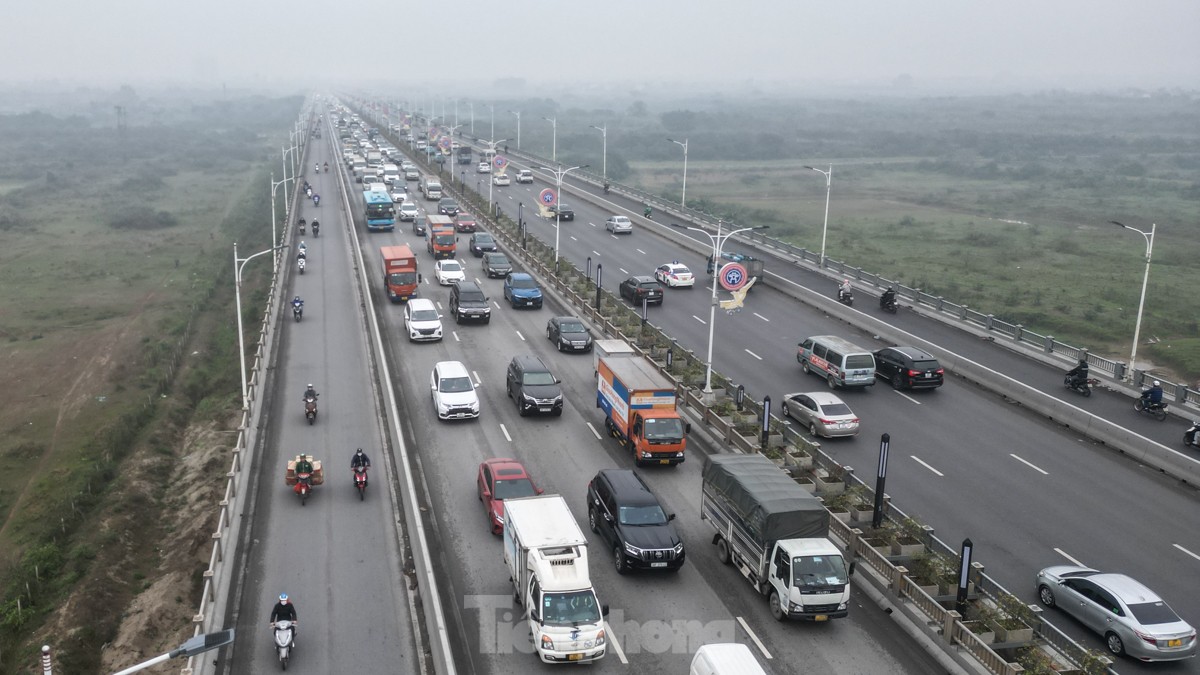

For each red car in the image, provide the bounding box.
[476,458,543,534]
[455,212,477,233]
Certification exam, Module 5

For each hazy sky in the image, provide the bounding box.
[3,0,1197,91]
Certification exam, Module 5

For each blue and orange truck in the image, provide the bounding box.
[595,340,689,467]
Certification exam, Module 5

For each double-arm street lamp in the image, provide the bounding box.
[1110,220,1157,379]
[667,137,688,207]
[234,243,288,411]
[542,116,557,163]
[591,124,607,184]
[509,110,522,149]
[269,173,294,270]
[539,164,589,268]
[804,164,833,267]
[674,221,769,395]
[484,138,508,209]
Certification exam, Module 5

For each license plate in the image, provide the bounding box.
[659,459,671,465]
[567,653,582,661]
[814,615,829,622]
[651,562,667,568]
[539,407,551,412]
[1168,638,1182,647]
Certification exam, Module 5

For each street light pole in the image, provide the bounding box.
[509,110,521,149]
[590,124,607,184]
[542,116,557,163]
[469,102,474,135]
[673,221,770,395]
[234,243,288,411]
[484,139,508,208]
[269,173,293,270]
[1111,220,1156,379]
[111,629,236,675]
[539,164,589,268]
[804,164,832,267]
[489,104,495,144]
[667,137,688,207]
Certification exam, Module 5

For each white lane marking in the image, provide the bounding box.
[588,222,597,228]
[586,422,603,440]
[1010,453,1048,475]
[736,616,772,660]
[619,268,628,275]
[693,315,707,325]
[753,312,769,322]
[745,349,762,361]
[471,371,482,386]
[1173,543,1200,563]
[592,250,602,257]
[636,248,647,255]
[895,390,921,405]
[570,236,578,242]
[515,330,526,342]
[910,456,944,476]
[500,424,512,442]
[1054,547,1086,567]
[604,621,628,664]
[453,331,461,342]
[492,300,502,309]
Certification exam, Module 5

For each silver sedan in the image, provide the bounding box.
[782,391,860,438]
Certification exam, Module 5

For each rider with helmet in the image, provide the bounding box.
[292,296,304,313]
[880,286,897,309]
[351,448,371,485]
[1141,380,1164,407]
[323,162,329,173]
[1065,359,1089,387]
[838,278,853,302]
[271,593,298,641]
[303,384,319,401]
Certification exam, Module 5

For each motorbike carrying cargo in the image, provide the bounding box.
[285,456,324,486]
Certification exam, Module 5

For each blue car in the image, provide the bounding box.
[503,273,543,309]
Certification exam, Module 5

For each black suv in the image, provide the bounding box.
[549,204,574,221]
[481,252,512,278]
[874,346,944,390]
[586,469,684,574]
[448,280,491,324]
[438,197,460,216]
[619,276,664,305]
[469,232,498,257]
[505,354,563,416]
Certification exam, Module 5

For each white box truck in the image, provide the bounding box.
[503,495,608,663]
[702,454,854,621]
[690,643,767,675]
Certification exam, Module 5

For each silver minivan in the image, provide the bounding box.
[796,335,876,389]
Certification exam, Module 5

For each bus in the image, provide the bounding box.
[362,188,396,232]
[457,145,473,165]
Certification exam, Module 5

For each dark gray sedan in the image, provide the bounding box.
[546,316,593,352]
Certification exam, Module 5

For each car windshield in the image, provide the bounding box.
[493,477,537,501]
[792,555,849,587]
[434,234,454,245]
[388,272,417,285]
[557,204,571,211]
[439,376,472,393]
[488,255,510,266]
[845,355,875,369]
[819,402,853,416]
[441,262,462,272]
[522,371,556,386]
[638,282,658,291]
[560,321,585,334]
[1127,601,1182,625]
[511,277,537,289]
[475,235,493,244]
[912,360,940,371]
[410,309,439,321]
[643,417,684,441]
[619,504,668,526]
[541,590,601,626]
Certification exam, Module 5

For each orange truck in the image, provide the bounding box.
[595,340,689,466]
[381,245,420,303]
[426,216,457,260]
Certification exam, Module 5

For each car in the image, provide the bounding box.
[546,316,593,352]
[404,169,420,181]
[455,212,477,233]
[401,162,416,172]
[515,169,534,183]
[398,201,419,221]
[492,173,511,186]
[1036,566,1197,661]
[437,198,460,216]
[434,259,466,285]
[430,361,480,420]
[468,232,497,257]
[389,186,408,203]
[448,280,491,323]
[548,204,574,221]
[619,276,664,306]
[586,469,684,574]
[782,391,860,438]
[605,215,633,234]
[503,272,543,309]
[654,262,695,288]
[477,458,543,534]
[403,298,443,342]
[412,215,427,236]
[505,354,563,416]
[874,346,944,390]
[477,161,491,174]
[481,252,512,278]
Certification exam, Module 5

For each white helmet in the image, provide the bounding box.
[1153,380,1161,387]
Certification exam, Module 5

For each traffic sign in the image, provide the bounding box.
[494,155,508,170]
[719,262,748,291]
[539,188,557,206]
[439,136,451,149]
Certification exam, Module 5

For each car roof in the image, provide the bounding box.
[508,272,532,281]
[631,275,656,283]
[597,469,659,506]
[788,391,846,406]
[408,298,436,311]
[512,354,551,371]
[1092,573,1163,602]
[435,360,469,378]
[482,457,529,477]
[885,345,936,360]
[662,262,689,269]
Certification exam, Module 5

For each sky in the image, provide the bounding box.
[1,0,1197,92]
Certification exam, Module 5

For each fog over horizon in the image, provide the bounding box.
[2,0,1198,95]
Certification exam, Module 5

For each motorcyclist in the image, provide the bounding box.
[315,162,321,173]
[292,296,304,313]
[298,217,306,232]
[643,204,652,219]
[297,241,307,260]
[1065,359,1089,387]
[311,220,320,236]
[271,593,298,628]
[603,181,611,194]
[1141,380,1164,407]
[880,287,897,309]
[313,194,320,206]
[303,384,319,402]
[351,448,371,485]
[838,278,853,302]
[324,162,329,173]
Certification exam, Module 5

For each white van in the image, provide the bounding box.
[796,335,877,389]
[690,644,767,675]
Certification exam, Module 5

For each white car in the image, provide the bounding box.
[515,169,534,183]
[477,161,492,174]
[654,262,695,288]
[430,360,480,420]
[434,259,466,285]
[605,215,633,234]
[492,173,511,186]
[403,298,443,342]
[390,187,408,203]
[782,391,860,438]
[398,201,419,221]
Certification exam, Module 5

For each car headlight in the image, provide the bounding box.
[540,634,555,651]
[673,542,684,555]
[522,393,535,402]
[624,542,643,556]
[553,395,563,403]
[838,600,848,610]
[595,628,605,646]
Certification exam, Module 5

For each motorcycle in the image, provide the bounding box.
[315,163,321,174]
[603,182,611,195]
[295,472,312,504]
[298,221,306,235]
[324,163,329,173]
[304,396,318,425]
[1185,421,1200,448]
[297,257,306,275]
[353,466,369,501]
[292,303,303,322]
[1133,397,1168,421]
[313,195,320,207]
[273,620,296,669]
[311,222,319,237]
[305,187,312,198]
[880,293,897,314]
[837,287,854,307]
[1063,375,1100,397]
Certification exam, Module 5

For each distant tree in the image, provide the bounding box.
[627,100,648,117]
[107,206,178,230]
[661,110,698,133]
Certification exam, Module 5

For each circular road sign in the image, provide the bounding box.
[719,262,748,291]
[539,188,557,206]
[439,136,451,149]
[494,155,508,170]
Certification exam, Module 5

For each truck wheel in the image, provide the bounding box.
[769,590,787,622]
[588,508,599,533]
[614,546,629,575]
[715,538,731,565]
